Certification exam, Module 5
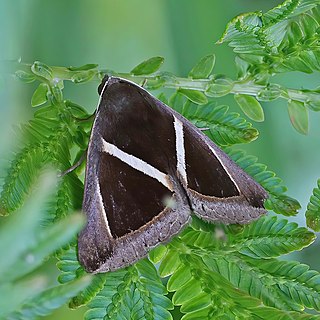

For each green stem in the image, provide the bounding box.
[4,61,319,107]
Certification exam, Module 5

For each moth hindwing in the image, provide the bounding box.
[78,76,268,273]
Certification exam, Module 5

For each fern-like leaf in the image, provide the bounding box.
[169,93,258,146]
[85,259,173,320]
[0,99,86,218]
[226,148,301,216]
[219,1,320,75]
[57,245,82,284]
[154,215,320,317]
[57,245,106,308]
[165,246,320,319]
[5,277,91,320]
[0,144,48,215]
[306,179,320,231]
[0,174,91,320]
[228,215,315,258]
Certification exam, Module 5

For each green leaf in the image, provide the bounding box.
[162,245,320,319]
[168,92,185,114]
[205,78,233,97]
[234,94,264,122]
[68,64,98,71]
[178,89,208,105]
[57,246,81,284]
[306,179,320,231]
[171,99,259,146]
[172,278,203,305]
[3,276,92,320]
[204,252,320,313]
[85,261,173,320]
[144,77,166,90]
[149,244,167,264]
[0,276,49,318]
[31,61,53,80]
[226,148,301,216]
[3,213,85,283]
[218,3,320,75]
[157,93,169,105]
[167,265,192,291]
[218,12,264,53]
[156,212,320,316]
[254,259,320,311]
[287,21,303,47]
[65,100,90,118]
[69,273,107,309]
[34,104,58,120]
[131,56,164,76]
[229,216,315,258]
[31,83,48,107]
[71,70,96,84]
[265,194,301,217]
[0,101,78,218]
[0,173,91,319]
[288,100,309,135]
[257,84,282,101]
[0,172,56,274]
[188,54,215,79]
[263,0,311,25]
[158,248,181,277]
[235,56,250,79]
[15,70,36,83]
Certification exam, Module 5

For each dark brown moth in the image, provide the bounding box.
[78,76,268,273]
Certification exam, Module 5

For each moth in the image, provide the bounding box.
[78,76,268,273]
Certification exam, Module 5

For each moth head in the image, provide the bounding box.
[98,75,110,95]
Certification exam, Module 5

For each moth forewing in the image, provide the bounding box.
[78,76,268,273]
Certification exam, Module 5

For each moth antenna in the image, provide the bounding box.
[58,150,87,177]
[199,127,210,131]
[141,78,148,87]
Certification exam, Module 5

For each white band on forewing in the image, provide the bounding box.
[174,116,187,184]
[95,176,113,236]
[101,138,173,191]
[207,144,240,193]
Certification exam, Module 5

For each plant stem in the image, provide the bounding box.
[3,61,319,107]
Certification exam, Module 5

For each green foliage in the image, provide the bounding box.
[188,54,215,79]
[226,148,301,216]
[218,0,320,133]
[0,174,91,320]
[2,1,320,319]
[218,0,320,73]
[288,100,309,134]
[178,88,208,105]
[85,260,173,320]
[205,77,234,98]
[0,97,87,219]
[168,92,259,146]
[57,246,106,308]
[234,94,264,122]
[31,83,48,107]
[31,61,53,81]
[306,179,320,231]
[149,215,319,319]
[227,216,315,258]
[130,56,164,76]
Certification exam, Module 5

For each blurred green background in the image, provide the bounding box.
[1,1,320,319]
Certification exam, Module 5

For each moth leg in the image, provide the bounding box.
[58,150,87,177]
[72,111,96,122]
[141,78,148,87]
